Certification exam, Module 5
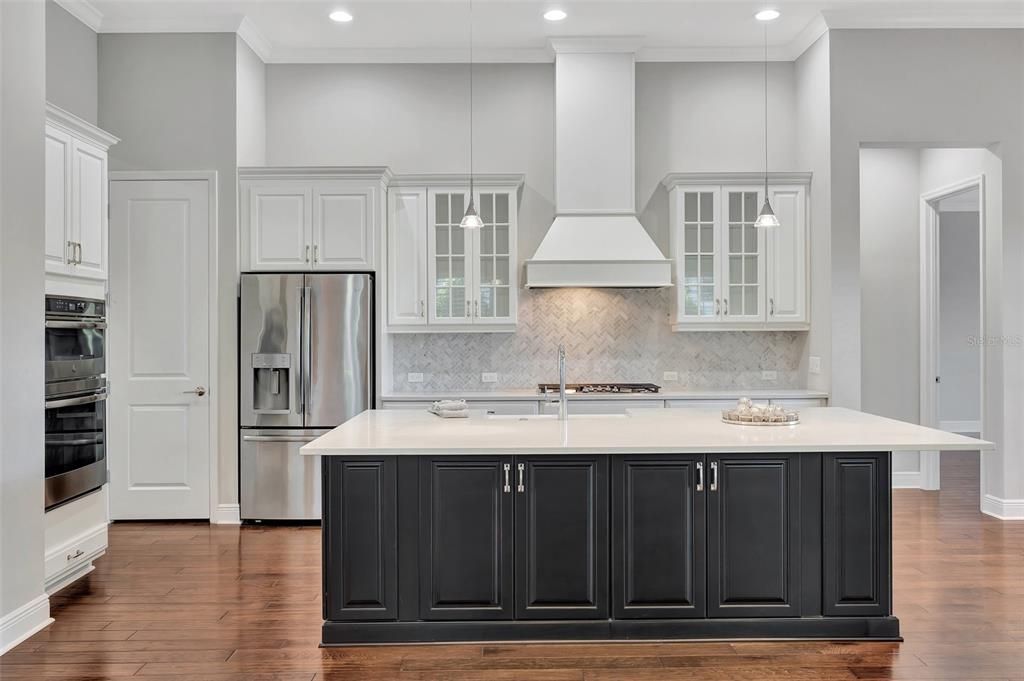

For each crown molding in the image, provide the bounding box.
[662,171,812,190]
[821,8,1024,30]
[786,14,830,60]
[238,166,394,182]
[46,102,120,148]
[98,15,246,35]
[237,16,272,62]
[548,37,645,55]
[268,46,553,64]
[390,173,525,189]
[53,0,103,32]
[639,46,794,62]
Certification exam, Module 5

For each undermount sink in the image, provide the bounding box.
[485,413,630,421]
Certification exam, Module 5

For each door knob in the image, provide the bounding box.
[183,386,207,397]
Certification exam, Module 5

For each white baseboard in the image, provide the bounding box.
[981,494,1024,520]
[892,471,923,489]
[1,594,52,655]
[939,420,982,434]
[210,503,240,525]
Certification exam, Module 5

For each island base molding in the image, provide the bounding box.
[322,617,902,646]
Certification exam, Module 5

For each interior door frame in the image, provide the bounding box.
[919,174,986,491]
[108,170,220,520]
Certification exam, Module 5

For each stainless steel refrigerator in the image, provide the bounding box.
[239,273,373,521]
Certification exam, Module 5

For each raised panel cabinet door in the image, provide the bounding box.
[45,126,73,275]
[249,185,312,270]
[313,183,374,270]
[707,454,800,617]
[71,140,108,280]
[721,187,766,322]
[671,187,723,325]
[387,187,428,326]
[515,456,608,619]
[823,453,891,617]
[323,457,397,621]
[419,457,514,620]
[612,456,706,619]
[766,185,808,325]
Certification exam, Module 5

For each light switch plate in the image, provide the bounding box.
[407,372,424,383]
[761,370,778,381]
[662,371,679,382]
[809,356,822,374]
[482,372,498,383]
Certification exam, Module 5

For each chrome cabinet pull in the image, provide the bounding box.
[465,300,471,318]
[696,461,704,492]
[516,463,525,493]
[474,300,479,318]
[67,240,74,264]
[67,548,84,561]
[770,297,775,316]
[76,242,82,264]
[724,298,729,316]
[305,245,310,263]
[419,300,425,317]
[503,463,511,493]
[182,386,207,397]
[314,244,319,262]
[714,299,721,316]
[709,461,718,492]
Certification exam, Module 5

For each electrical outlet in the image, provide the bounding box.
[809,356,822,374]
[481,372,498,383]
[761,370,778,381]
[407,372,424,383]
[662,371,679,382]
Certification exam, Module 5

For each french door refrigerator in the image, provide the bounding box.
[239,273,373,520]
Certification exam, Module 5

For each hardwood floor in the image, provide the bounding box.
[4,453,1023,680]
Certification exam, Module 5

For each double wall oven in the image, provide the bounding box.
[45,295,107,510]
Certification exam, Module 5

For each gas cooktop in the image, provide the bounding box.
[537,383,661,394]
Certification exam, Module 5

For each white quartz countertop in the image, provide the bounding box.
[302,407,991,456]
[380,389,830,401]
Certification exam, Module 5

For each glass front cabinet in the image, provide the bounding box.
[665,174,810,331]
[387,176,521,332]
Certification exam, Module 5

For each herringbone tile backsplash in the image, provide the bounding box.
[391,288,807,392]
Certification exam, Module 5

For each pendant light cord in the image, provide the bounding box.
[763,23,768,196]
[468,0,474,199]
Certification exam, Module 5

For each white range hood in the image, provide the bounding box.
[525,39,671,288]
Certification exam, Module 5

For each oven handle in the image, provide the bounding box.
[45,320,107,330]
[45,436,104,446]
[45,389,107,409]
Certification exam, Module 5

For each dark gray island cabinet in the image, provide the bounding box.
[320,451,897,645]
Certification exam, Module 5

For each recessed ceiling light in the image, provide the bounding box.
[544,9,568,22]
[329,9,353,23]
[755,9,781,21]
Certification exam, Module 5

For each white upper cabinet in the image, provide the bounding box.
[388,175,522,333]
[664,173,810,331]
[44,104,118,282]
[239,168,389,273]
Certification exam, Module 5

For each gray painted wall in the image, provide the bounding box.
[1,0,48,642]
[98,33,240,507]
[236,36,265,166]
[45,0,97,123]
[939,210,981,424]
[829,29,1022,504]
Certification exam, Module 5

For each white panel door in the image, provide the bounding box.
[387,187,428,326]
[721,187,766,322]
[72,140,108,280]
[766,185,808,324]
[108,179,211,519]
[45,126,73,275]
[313,183,374,270]
[249,185,311,270]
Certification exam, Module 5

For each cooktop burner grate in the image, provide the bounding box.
[537,383,662,394]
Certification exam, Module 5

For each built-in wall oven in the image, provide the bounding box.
[45,295,107,511]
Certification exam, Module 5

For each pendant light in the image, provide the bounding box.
[754,18,780,229]
[460,0,484,230]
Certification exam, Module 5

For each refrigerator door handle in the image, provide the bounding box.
[303,285,312,421]
[296,286,305,417]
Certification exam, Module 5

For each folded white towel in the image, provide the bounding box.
[429,400,470,418]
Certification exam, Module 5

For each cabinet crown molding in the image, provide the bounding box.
[662,172,811,190]
[390,173,525,190]
[238,166,394,183]
[45,103,119,149]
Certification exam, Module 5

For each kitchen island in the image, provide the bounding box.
[302,407,991,645]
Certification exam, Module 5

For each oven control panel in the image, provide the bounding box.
[46,296,105,317]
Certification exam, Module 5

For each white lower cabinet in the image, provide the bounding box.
[44,486,109,594]
[663,173,810,331]
[45,104,118,282]
[239,168,390,272]
[387,175,523,333]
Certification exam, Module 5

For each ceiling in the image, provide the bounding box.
[62,0,1024,63]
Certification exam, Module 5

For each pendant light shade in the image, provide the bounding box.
[755,21,779,229]
[461,0,481,230]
